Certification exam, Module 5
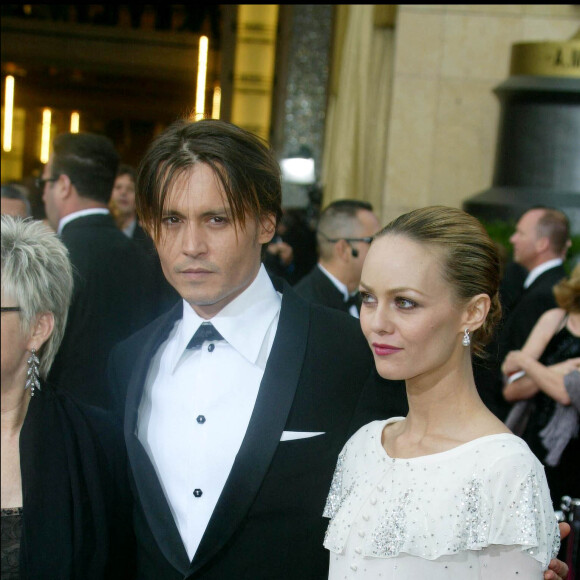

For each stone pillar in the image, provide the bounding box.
[271,5,333,208]
[464,30,580,233]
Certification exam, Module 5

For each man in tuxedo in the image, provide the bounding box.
[106,119,407,579]
[40,132,158,408]
[498,206,571,362]
[294,199,380,317]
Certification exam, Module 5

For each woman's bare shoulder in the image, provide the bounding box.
[538,307,567,327]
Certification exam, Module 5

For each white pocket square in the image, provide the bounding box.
[280,431,325,441]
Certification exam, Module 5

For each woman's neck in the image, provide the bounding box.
[401,357,490,444]
[1,385,31,437]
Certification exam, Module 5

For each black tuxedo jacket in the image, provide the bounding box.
[498,264,567,361]
[293,264,354,315]
[132,221,154,251]
[107,278,407,579]
[48,213,158,409]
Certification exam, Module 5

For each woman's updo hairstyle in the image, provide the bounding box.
[375,206,502,358]
[553,263,580,313]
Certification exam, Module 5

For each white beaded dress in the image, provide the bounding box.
[323,418,560,579]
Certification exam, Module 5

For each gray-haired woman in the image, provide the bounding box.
[1,216,134,579]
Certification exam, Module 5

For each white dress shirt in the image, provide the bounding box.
[318,264,359,318]
[137,265,281,560]
[57,208,110,234]
[523,258,563,289]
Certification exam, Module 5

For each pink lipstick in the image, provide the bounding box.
[372,343,402,356]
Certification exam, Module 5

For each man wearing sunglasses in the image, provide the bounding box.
[294,199,380,317]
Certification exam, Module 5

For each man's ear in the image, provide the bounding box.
[58,174,75,200]
[462,294,490,333]
[535,235,550,254]
[258,213,277,244]
[336,238,352,261]
[27,311,55,353]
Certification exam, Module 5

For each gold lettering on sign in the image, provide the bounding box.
[510,30,580,78]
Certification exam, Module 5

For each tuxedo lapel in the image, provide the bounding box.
[124,303,191,574]
[190,281,310,574]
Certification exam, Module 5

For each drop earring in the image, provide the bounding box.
[26,348,41,396]
[462,329,471,347]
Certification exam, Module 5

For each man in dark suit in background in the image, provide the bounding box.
[498,206,571,363]
[107,119,408,580]
[110,163,180,315]
[294,199,380,317]
[477,206,571,420]
[40,132,158,409]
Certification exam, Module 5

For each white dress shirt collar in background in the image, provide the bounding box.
[318,263,359,318]
[57,208,110,234]
[523,258,563,289]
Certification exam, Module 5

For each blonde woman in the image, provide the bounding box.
[324,207,564,579]
[503,264,580,505]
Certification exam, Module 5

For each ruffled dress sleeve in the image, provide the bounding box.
[483,444,560,568]
[323,441,350,520]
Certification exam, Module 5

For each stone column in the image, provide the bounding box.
[271,5,333,208]
[464,29,580,234]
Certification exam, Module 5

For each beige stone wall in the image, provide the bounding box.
[382,4,580,224]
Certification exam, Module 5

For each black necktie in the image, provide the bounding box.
[187,323,224,350]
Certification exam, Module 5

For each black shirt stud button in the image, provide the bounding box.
[208,343,215,352]
[196,415,206,424]
[193,489,203,498]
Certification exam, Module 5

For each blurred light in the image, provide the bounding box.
[211,86,221,120]
[195,36,209,121]
[280,146,316,185]
[40,108,52,163]
[3,75,15,152]
[70,111,80,133]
